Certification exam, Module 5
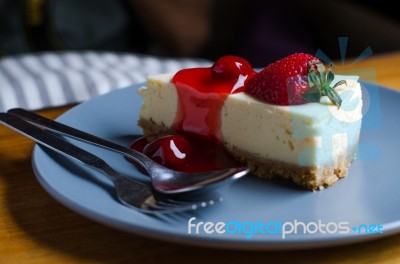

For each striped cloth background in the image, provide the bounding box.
[0,51,211,112]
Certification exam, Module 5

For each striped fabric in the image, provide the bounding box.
[0,51,211,112]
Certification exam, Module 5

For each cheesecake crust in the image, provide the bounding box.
[138,118,174,137]
[227,147,350,190]
[138,118,351,191]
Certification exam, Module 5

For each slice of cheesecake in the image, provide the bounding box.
[138,55,363,190]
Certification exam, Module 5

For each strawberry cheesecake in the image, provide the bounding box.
[137,54,363,190]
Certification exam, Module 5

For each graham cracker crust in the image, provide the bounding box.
[138,118,351,191]
[227,147,349,190]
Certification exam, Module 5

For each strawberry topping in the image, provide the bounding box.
[246,53,342,107]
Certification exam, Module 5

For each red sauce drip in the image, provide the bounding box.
[171,68,227,140]
[171,56,256,141]
[129,56,256,172]
[129,134,238,173]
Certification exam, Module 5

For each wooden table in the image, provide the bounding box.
[1,52,400,263]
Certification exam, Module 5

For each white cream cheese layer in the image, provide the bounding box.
[139,74,362,166]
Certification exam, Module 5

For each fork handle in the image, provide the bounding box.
[0,113,123,184]
[7,108,153,171]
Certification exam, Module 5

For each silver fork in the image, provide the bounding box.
[0,113,218,214]
[7,108,249,194]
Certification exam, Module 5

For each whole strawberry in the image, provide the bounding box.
[246,53,342,107]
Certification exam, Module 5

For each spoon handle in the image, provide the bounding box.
[7,108,153,171]
[0,113,123,182]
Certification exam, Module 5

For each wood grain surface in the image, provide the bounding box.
[1,52,400,263]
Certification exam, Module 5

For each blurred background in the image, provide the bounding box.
[1,0,399,67]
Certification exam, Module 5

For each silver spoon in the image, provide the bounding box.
[0,113,219,213]
[8,108,249,194]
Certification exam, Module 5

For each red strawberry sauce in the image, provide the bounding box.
[129,134,238,173]
[129,56,256,172]
[172,56,256,140]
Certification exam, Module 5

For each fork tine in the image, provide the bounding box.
[154,195,223,211]
[136,196,195,213]
[156,201,198,210]
[165,196,223,207]
[161,200,202,210]
[162,201,199,211]
[145,203,193,212]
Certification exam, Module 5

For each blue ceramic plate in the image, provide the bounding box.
[32,82,400,250]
